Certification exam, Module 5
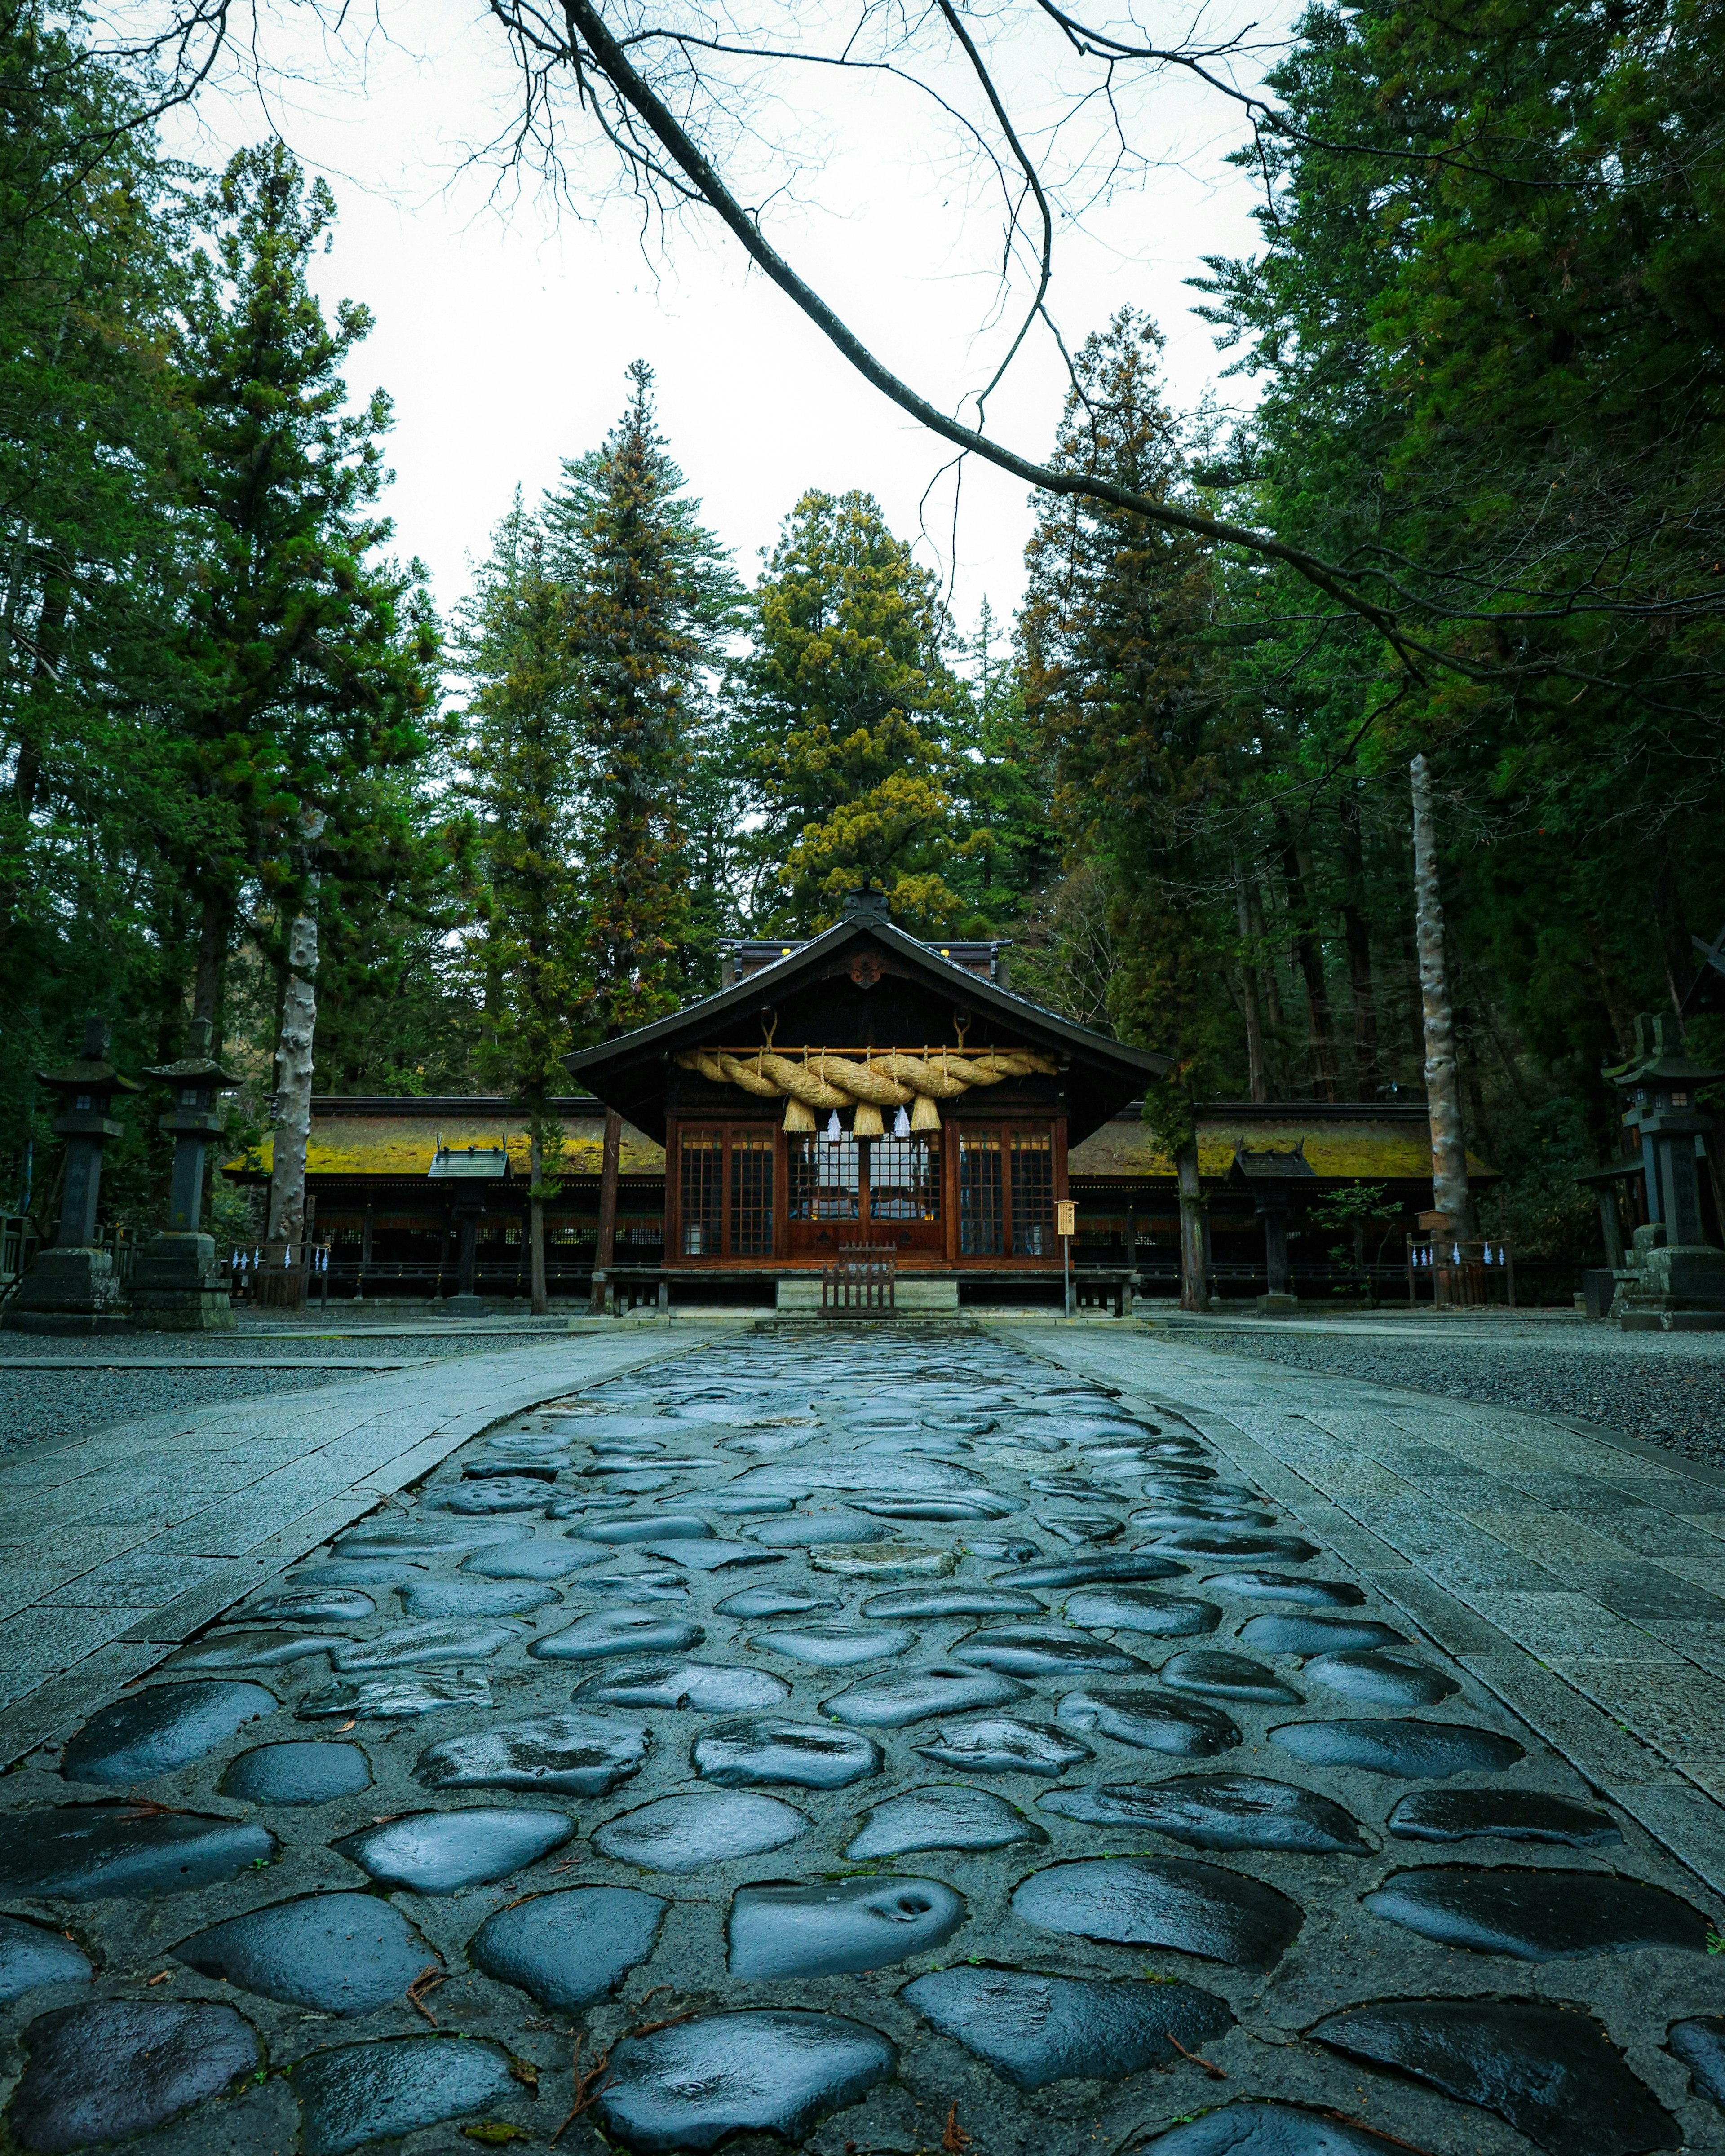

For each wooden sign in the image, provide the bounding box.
[1056,1200,1077,1237]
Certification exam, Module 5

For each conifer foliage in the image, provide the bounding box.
[547,360,741,1033]
[1020,309,1234,1092]
[736,490,978,934]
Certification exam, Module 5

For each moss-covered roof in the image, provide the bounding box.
[1069,1109,1494,1182]
[228,1095,1485,1188]
[230,1109,665,1179]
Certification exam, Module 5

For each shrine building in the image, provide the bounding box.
[563,889,1165,1307]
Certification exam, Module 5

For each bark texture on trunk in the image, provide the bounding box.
[1410,755,1472,1231]
[1249,879,1285,1092]
[0,573,67,956]
[1234,860,1269,1103]
[1338,793,1378,1098]
[1276,829,1338,1099]
[590,1106,622,1316]
[193,886,230,1038]
[529,1123,549,1317]
[265,813,326,1259]
[1177,1143,1207,1313]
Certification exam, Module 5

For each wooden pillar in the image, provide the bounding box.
[1411,753,1473,1232]
[590,1107,622,1317]
[1177,1144,1207,1313]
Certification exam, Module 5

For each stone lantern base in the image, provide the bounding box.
[129,1232,235,1332]
[1616,1231,1725,1331]
[2,1247,130,1334]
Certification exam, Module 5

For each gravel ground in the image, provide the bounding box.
[0,1327,558,1456]
[1178,1317,1725,1467]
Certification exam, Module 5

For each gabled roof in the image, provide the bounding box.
[566,906,1168,1146]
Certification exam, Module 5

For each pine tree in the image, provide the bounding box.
[174,141,439,1270]
[1019,308,1235,1075]
[454,493,584,1312]
[736,489,979,934]
[544,360,740,1033]
[949,598,1059,929]
[543,362,739,1307]
[0,2,195,1190]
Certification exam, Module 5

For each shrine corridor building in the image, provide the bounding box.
[230,892,1492,1311]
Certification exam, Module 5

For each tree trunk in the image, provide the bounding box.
[1234,858,1268,1103]
[1248,877,1286,1092]
[265,812,326,1289]
[1588,937,1636,1059]
[590,1106,622,1316]
[1337,793,1378,1098]
[1275,826,1338,1099]
[0,571,67,956]
[1177,1143,1207,1313]
[193,885,231,1039]
[1410,755,1472,1231]
[529,1122,549,1317]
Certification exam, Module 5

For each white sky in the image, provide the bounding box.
[160,0,1296,642]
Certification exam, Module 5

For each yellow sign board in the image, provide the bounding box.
[1056,1200,1077,1238]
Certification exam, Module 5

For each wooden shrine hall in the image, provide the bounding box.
[563,889,1168,1310]
[228,898,1493,1310]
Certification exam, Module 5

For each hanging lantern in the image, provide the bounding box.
[893,1105,911,1139]
[784,1097,817,1134]
[853,1103,885,1140]
[825,1109,843,1144]
[910,1093,942,1133]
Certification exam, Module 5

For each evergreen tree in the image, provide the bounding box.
[1019,309,1237,1085]
[454,494,583,1311]
[544,360,740,1031]
[736,489,979,934]
[174,141,441,1254]
[0,1,195,1197]
[948,599,1060,931]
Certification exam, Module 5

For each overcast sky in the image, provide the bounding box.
[160,0,1296,644]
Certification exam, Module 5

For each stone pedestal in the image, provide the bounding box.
[1256,1293,1300,1315]
[129,1232,236,1332]
[1618,1238,1725,1331]
[3,1247,128,1334]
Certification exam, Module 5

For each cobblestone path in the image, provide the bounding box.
[0,1328,1721,2156]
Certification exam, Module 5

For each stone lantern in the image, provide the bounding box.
[1229,1139,1314,1312]
[132,1020,241,1331]
[3,1018,139,1333]
[1604,1012,1725,1329]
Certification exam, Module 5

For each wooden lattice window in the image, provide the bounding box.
[730,1129,775,1255]
[959,1131,1003,1255]
[680,1128,723,1255]
[789,1134,861,1221]
[1011,1131,1054,1255]
[869,1136,941,1222]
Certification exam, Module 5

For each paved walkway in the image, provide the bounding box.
[1,1319,1723,2153]
[1021,1320,1725,1898]
[0,1324,742,1768]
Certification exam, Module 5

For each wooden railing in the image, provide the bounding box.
[822,1243,897,1316]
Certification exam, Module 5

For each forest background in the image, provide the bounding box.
[5,0,1724,1277]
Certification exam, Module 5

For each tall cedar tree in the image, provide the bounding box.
[543,361,740,1034]
[1019,310,1238,1109]
[737,490,978,934]
[175,141,439,1260]
[455,493,584,1310]
[174,141,438,1050]
[540,364,736,1307]
[0,3,195,1197]
[1194,0,1725,1085]
[948,598,1061,931]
